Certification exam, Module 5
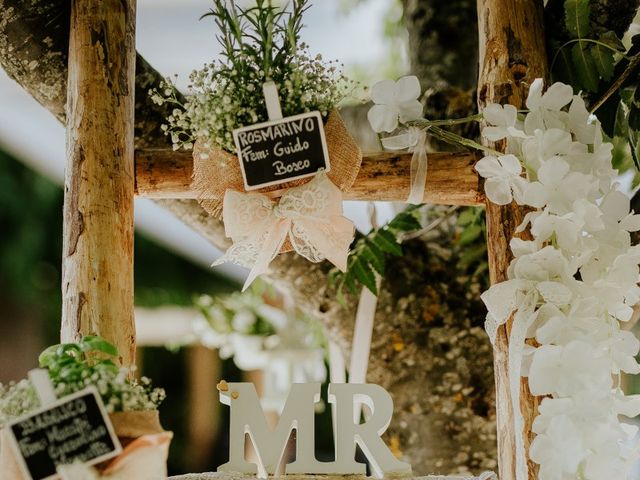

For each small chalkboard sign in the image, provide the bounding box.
[233,111,331,190]
[7,387,121,480]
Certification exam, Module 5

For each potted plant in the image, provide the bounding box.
[0,336,170,478]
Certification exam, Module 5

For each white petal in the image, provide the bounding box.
[524,182,548,208]
[510,176,528,204]
[395,75,421,103]
[482,126,509,141]
[367,104,399,133]
[525,78,545,110]
[498,154,522,176]
[503,104,518,125]
[541,128,573,156]
[506,126,529,138]
[474,156,503,178]
[485,177,513,205]
[398,100,423,123]
[616,394,640,417]
[541,82,574,111]
[621,214,640,232]
[370,79,398,104]
[537,281,572,306]
[600,190,630,222]
[528,345,562,395]
[483,103,513,126]
[568,95,597,144]
[510,238,539,257]
[480,279,527,324]
[538,157,570,185]
[524,111,545,135]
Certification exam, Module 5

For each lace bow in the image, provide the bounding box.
[214,172,355,290]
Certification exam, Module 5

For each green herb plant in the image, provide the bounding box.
[0,336,165,427]
[150,0,356,152]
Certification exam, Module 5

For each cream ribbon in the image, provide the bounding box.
[483,281,538,480]
[381,127,428,204]
[213,171,355,291]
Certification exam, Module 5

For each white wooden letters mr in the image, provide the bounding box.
[218,382,412,479]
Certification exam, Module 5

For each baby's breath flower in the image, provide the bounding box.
[148,1,356,153]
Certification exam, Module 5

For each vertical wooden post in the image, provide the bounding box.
[62,0,137,366]
[476,0,548,479]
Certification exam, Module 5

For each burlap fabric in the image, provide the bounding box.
[0,410,169,479]
[192,110,362,219]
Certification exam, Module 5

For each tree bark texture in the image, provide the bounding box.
[62,0,137,366]
[477,0,548,478]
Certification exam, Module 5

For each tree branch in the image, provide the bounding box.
[135,148,483,205]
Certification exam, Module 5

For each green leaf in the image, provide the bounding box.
[388,211,421,232]
[458,223,483,247]
[629,107,640,131]
[634,87,640,107]
[80,336,119,357]
[373,230,403,256]
[591,44,615,82]
[564,0,590,39]
[344,273,358,296]
[598,31,625,51]
[629,130,640,171]
[361,244,385,275]
[457,208,478,227]
[458,244,488,270]
[571,43,599,91]
[38,344,62,368]
[352,257,377,295]
[553,45,578,90]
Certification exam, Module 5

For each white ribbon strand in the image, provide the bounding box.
[381,127,428,204]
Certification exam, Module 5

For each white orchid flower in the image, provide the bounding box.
[474,154,527,205]
[528,341,613,397]
[367,76,423,133]
[473,80,640,478]
[600,190,640,233]
[603,329,640,374]
[524,157,596,214]
[481,103,527,141]
[524,78,573,134]
[509,246,575,284]
[529,414,586,480]
[568,95,597,144]
[522,128,573,172]
[528,210,584,253]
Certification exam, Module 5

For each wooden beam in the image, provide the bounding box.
[477,0,548,479]
[62,0,137,367]
[134,149,484,206]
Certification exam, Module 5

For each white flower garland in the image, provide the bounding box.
[477,78,640,479]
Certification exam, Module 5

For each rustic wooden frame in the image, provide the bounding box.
[57,0,548,477]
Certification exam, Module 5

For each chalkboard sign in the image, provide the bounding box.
[233,111,331,190]
[7,387,121,480]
